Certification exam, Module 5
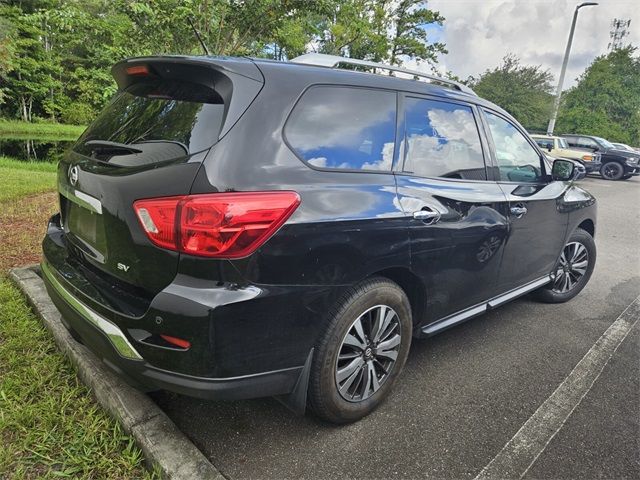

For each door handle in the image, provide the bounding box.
[510,205,528,218]
[413,208,441,224]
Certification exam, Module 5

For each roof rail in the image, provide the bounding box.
[290,53,476,96]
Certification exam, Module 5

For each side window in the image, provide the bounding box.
[285,86,396,171]
[484,111,544,183]
[563,136,578,147]
[534,138,554,150]
[578,137,599,150]
[404,98,486,180]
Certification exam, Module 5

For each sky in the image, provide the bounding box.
[419,0,640,88]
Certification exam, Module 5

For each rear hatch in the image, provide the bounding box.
[57,57,263,294]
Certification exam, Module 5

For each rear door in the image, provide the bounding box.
[395,95,509,324]
[480,109,568,291]
[58,58,262,294]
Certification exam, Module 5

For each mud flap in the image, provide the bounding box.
[274,348,314,415]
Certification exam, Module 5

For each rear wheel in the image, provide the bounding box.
[533,228,596,303]
[308,277,412,424]
[600,161,624,180]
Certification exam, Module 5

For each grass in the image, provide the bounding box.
[0,159,155,479]
[0,157,57,203]
[0,120,85,141]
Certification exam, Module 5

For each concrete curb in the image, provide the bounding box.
[9,265,224,480]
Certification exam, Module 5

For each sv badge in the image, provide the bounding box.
[117,262,130,272]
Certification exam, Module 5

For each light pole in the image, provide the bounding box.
[547,2,598,135]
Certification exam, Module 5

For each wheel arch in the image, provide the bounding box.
[577,218,595,238]
[369,267,427,329]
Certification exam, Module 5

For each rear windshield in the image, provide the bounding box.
[74,80,225,166]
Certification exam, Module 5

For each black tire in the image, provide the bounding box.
[600,161,624,180]
[308,277,412,424]
[533,228,596,303]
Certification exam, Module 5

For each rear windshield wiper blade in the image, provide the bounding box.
[84,140,143,155]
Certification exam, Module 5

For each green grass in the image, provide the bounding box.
[0,280,155,479]
[0,120,85,141]
[0,157,57,202]
[0,161,156,479]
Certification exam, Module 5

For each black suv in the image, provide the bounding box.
[42,54,597,423]
[561,134,640,180]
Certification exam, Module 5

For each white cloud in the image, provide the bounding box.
[426,0,639,88]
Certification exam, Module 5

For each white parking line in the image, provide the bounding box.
[474,296,640,480]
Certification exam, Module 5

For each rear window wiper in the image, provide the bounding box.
[84,140,143,155]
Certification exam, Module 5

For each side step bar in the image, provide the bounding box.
[422,276,552,336]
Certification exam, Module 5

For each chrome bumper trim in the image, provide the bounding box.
[41,261,143,360]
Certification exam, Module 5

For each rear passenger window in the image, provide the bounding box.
[285,86,396,171]
[403,98,486,180]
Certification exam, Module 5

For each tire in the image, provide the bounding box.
[308,277,412,424]
[600,161,624,180]
[533,228,596,303]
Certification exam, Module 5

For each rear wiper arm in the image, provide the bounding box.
[84,140,143,155]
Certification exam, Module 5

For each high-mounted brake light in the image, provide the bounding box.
[134,192,300,258]
[126,65,150,76]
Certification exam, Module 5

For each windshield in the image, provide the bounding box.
[594,136,615,149]
[557,138,569,148]
[74,81,225,165]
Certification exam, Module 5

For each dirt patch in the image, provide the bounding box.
[0,192,57,272]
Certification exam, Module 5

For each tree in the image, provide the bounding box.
[0,4,61,121]
[467,55,554,132]
[0,0,448,124]
[556,46,640,145]
[315,0,445,67]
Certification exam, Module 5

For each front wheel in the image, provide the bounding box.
[308,277,412,424]
[600,161,624,180]
[533,228,596,303]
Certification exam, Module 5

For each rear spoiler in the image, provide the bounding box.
[111,56,264,139]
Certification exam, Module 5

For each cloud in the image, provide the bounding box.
[425,0,639,87]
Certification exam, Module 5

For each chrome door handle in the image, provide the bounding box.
[413,208,441,224]
[510,205,528,218]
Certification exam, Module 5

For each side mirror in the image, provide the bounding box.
[552,159,586,182]
[547,144,553,152]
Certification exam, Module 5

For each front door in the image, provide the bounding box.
[481,109,568,291]
[396,96,509,325]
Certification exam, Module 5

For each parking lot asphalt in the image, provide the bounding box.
[150,176,640,480]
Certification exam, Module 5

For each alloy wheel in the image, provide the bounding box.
[552,241,589,293]
[335,305,401,402]
[602,162,622,180]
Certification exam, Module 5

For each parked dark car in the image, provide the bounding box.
[561,134,640,180]
[41,54,597,423]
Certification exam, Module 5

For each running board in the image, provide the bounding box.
[421,275,552,336]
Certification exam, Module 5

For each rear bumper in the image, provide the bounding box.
[41,258,305,400]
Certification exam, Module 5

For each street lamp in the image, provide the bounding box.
[547,2,598,135]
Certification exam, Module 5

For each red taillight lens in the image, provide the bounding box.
[133,192,300,258]
[134,196,181,250]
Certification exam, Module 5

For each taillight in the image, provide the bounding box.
[134,192,300,258]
